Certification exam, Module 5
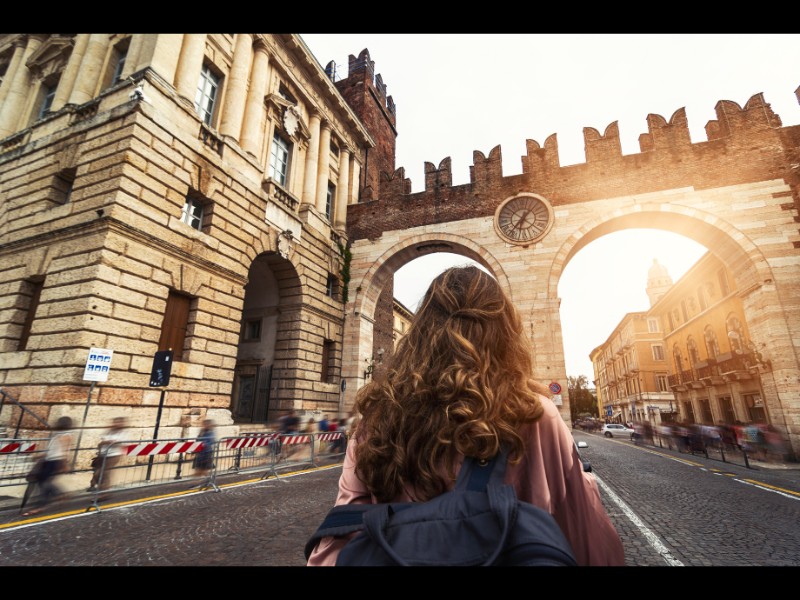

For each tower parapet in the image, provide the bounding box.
[333,48,397,202]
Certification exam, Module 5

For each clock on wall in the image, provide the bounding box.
[493,193,554,245]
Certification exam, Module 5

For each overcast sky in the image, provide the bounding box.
[300,34,800,379]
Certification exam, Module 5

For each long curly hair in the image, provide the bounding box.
[354,265,545,502]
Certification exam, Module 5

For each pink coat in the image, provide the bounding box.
[307,396,626,566]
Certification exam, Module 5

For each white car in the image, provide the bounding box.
[601,423,634,438]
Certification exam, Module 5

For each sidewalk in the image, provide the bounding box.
[632,436,800,471]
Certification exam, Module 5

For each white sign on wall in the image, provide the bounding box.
[83,347,113,382]
[551,394,563,406]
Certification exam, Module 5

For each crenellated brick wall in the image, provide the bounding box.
[347,93,800,241]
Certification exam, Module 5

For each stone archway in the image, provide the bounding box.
[343,183,800,455]
[232,251,303,424]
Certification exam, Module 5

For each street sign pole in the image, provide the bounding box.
[146,350,173,481]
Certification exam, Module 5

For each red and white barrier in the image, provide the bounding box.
[225,433,280,449]
[0,441,36,453]
[316,432,344,442]
[124,441,204,456]
[280,434,311,445]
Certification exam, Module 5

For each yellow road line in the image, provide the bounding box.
[1,462,342,529]
[740,479,800,498]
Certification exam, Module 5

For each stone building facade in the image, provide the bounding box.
[0,34,395,441]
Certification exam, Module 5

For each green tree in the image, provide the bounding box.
[568,374,598,422]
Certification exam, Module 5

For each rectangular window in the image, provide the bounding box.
[38,82,57,119]
[325,182,335,220]
[647,318,659,333]
[656,374,669,392]
[652,345,664,361]
[194,64,221,126]
[269,133,291,186]
[326,274,338,300]
[158,291,192,361]
[18,279,44,351]
[321,339,334,383]
[278,82,297,105]
[181,196,204,230]
[111,49,127,85]
[243,319,261,341]
[718,396,735,424]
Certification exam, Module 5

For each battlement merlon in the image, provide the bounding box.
[379,91,791,192]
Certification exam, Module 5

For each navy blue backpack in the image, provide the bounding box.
[305,449,577,566]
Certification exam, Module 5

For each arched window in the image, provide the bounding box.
[704,326,720,360]
[687,337,700,365]
[673,344,684,373]
[726,314,745,354]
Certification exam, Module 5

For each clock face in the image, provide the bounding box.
[493,194,554,245]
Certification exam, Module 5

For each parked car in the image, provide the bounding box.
[601,423,634,438]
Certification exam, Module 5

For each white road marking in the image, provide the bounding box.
[593,473,685,566]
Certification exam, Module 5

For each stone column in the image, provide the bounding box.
[219,33,252,140]
[51,33,90,111]
[132,34,183,88]
[315,122,332,215]
[334,147,351,231]
[0,34,45,139]
[240,40,270,157]
[173,34,207,108]
[0,38,25,108]
[67,33,110,106]
[350,159,361,204]
[301,111,321,205]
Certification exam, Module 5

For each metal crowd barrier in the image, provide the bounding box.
[2,429,349,513]
[0,438,41,493]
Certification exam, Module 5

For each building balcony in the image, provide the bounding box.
[668,373,687,392]
[719,354,753,382]
[696,361,724,387]
[262,178,300,214]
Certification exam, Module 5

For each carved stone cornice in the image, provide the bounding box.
[25,35,74,80]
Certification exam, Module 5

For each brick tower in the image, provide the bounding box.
[329,49,398,202]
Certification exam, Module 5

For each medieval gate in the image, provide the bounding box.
[339,95,800,457]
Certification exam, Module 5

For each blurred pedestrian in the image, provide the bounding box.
[328,418,348,454]
[89,416,128,497]
[192,419,216,486]
[22,416,74,516]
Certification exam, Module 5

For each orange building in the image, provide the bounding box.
[651,252,770,425]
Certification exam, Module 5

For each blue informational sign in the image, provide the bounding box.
[606,406,612,417]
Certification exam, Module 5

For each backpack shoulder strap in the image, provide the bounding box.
[454,447,509,491]
[304,503,371,560]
